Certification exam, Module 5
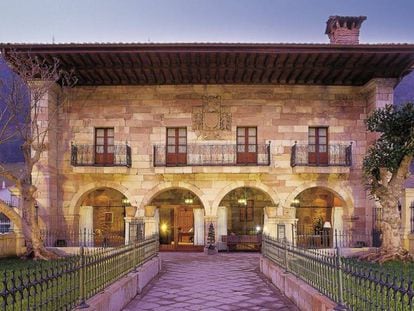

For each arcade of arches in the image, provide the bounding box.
[75,185,347,251]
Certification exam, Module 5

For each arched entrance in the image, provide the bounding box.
[78,187,129,247]
[149,188,205,251]
[293,187,345,248]
[218,187,273,251]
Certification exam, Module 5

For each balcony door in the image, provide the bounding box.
[166,127,187,166]
[308,127,328,165]
[237,127,257,164]
[95,128,114,165]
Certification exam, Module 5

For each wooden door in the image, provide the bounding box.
[95,128,114,165]
[176,206,194,245]
[237,127,257,164]
[308,127,328,165]
[166,128,187,166]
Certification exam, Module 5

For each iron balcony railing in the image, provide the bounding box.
[153,143,271,167]
[262,234,414,310]
[71,143,131,167]
[290,142,352,167]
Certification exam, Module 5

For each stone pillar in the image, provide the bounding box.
[217,206,228,251]
[204,216,218,247]
[30,82,61,230]
[79,206,93,246]
[144,205,158,238]
[193,208,205,246]
[263,206,297,244]
[332,206,344,234]
[401,189,414,252]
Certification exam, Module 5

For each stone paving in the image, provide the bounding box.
[123,252,298,311]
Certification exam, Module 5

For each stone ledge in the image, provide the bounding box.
[292,166,350,174]
[260,255,336,311]
[154,166,271,174]
[72,166,131,174]
[77,256,161,311]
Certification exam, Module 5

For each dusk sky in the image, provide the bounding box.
[1,0,413,44]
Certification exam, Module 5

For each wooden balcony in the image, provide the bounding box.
[153,144,271,167]
[290,143,352,174]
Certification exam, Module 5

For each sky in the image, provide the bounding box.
[0,0,413,44]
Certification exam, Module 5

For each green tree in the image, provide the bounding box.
[363,103,414,262]
[207,222,215,249]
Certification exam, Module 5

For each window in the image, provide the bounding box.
[239,200,254,222]
[166,127,187,166]
[0,213,11,233]
[308,127,328,165]
[95,128,114,165]
[236,127,257,164]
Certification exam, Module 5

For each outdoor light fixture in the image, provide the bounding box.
[290,198,300,208]
[184,193,194,205]
[238,187,248,206]
[256,225,261,233]
[122,198,130,206]
[160,223,168,233]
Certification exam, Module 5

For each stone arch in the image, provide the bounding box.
[140,182,208,211]
[283,181,353,212]
[212,180,280,217]
[68,181,134,217]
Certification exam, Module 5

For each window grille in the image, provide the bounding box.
[0,213,11,233]
[410,201,414,233]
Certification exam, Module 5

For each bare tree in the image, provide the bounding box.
[0,51,75,259]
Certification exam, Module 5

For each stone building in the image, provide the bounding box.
[2,16,414,251]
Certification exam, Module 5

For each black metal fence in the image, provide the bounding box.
[0,235,158,310]
[262,234,414,310]
[153,143,271,167]
[290,143,352,167]
[71,143,131,167]
[295,230,376,249]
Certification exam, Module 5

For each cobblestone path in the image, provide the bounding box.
[123,252,298,311]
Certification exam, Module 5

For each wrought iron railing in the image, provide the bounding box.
[0,235,158,310]
[153,143,271,167]
[40,226,145,247]
[290,142,352,167]
[71,143,131,167]
[262,234,414,310]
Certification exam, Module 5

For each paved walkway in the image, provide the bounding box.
[123,252,298,311]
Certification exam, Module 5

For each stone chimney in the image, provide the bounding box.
[325,16,367,44]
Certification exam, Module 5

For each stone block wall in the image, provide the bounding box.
[31,80,395,233]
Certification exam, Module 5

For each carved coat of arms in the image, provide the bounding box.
[192,95,231,139]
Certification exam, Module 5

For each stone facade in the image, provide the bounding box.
[31,79,396,246]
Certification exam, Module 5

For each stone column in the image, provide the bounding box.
[193,208,205,246]
[79,206,93,246]
[144,205,158,238]
[217,206,228,251]
[332,206,344,234]
[401,189,414,251]
[124,217,133,245]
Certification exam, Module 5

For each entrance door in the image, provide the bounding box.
[237,127,257,164]
[166,128,187,166]
[308,127,328,165]
[95,128,114,165]
[159,205,199,251]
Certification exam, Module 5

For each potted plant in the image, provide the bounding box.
[204,222,218,255]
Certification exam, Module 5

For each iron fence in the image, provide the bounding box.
[0,235,158,311]
[290,142,352,167]
[153,143,271,167]
[40,226,145,248]
[71,143,131,167]
[262,234,414,310]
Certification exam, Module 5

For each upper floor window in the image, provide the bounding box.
[95,128,114,165]
[166,127,187,166]
[308,127,328,165]
[237,127,257,164]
